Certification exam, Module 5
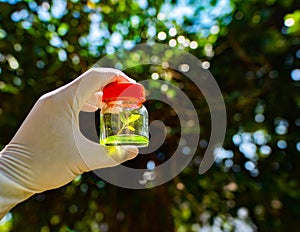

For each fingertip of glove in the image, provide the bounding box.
[121,146,139,160]
[114,72,136,83]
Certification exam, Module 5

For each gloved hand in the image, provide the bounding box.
[0,68,138,218]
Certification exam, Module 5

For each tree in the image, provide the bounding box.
[0,0,299,231]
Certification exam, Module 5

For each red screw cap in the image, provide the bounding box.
[102,82,146,103]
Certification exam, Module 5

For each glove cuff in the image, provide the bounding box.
[0,171,34,219]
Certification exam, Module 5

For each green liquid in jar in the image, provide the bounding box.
[100,134,149,147]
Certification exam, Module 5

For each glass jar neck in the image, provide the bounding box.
[105,100,143,108]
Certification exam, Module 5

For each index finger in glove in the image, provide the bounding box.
[70,67,135,112]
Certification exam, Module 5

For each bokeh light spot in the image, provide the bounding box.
[182,146,191,155]
[255,114,265,123]
[0,29,7,39]
[179,64,190,72]
[291,69,300,81]
[189,41,198,49]
[147,160,156,170]
[157,31,167,40]
[296,142,300,152]
[169,28,177,37]
[202,61,210,69]
[7,55,19,69]
[210,25,220,34]
[176,182,184,190]
[169,39,177,47]
[260,145,272,156]
[151,72,159,80]
[245,161,256,171]
[277,140,287,149]
[177,35,185,44]
[232,134,242,145]
[157,12,165,20]
[284,18,295,27]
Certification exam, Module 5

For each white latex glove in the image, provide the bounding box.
[0,67,139,218]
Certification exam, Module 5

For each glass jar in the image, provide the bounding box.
[100,82,149,147]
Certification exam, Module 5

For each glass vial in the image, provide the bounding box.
[100,82,149,147]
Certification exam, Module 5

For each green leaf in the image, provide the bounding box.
[119,113,126,124]
[128,114,141,123]
[127,126,135,131]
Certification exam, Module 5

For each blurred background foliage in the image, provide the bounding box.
[0,0,300,231]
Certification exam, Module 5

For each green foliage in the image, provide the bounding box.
[118,113,141,134]
[0,0,300,231]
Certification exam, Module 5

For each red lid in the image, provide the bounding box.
[102,82,146,103]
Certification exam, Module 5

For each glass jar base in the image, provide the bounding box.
[100,134,149,147]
